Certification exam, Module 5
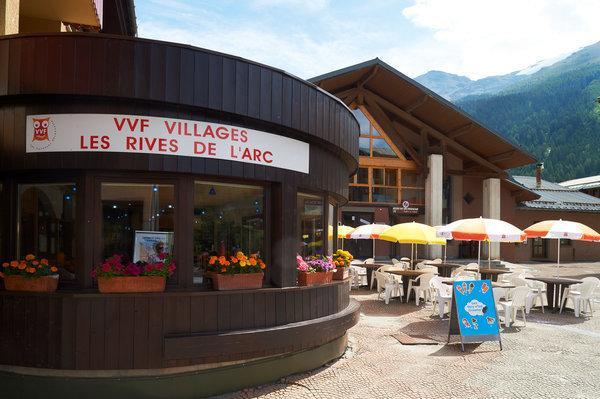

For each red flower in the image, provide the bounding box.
[158,252,167,260]
[144,264,154,274]
[101,262,112,273]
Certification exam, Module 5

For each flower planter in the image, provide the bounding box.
[212,272,264,291]
[4,275,59,292]
[297,271,333,286]
[97,276,166,293]
[332,267,349,281]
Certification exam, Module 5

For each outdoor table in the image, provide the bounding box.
[525,276,582,310]
[387,269,435,301]
[425,262,462,277]
[479,268,511,282]
[360,263,388,287]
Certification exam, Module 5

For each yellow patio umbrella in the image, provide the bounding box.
[328,225,355,249]
[379,222,446,267]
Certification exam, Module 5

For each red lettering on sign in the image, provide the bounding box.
[194,141,216,156]
[203,125,215,138]
[80,135,110,150]
[169,139,179,152]
[240,130,248,143]
[126,136,136,150]
[216,126,228,140]
[164,121,177,134]
[113,117,149,133]
[263,151,273,163]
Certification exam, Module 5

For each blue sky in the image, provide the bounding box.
[136,0,600,80]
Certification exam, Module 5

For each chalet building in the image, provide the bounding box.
[311,59,600,263]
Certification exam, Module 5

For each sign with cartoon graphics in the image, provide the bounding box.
[25,114,310,173]
[447,279,501,350]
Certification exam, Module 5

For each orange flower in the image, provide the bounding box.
[230,256,238,263]
[18,262,27,270]
[41,258,49,265]
[50,266,58,273]
[220,267,226,273]
[249,258,257,266]
[10,261,18,268]
[26,267,35,273]
[2,262,8,268]
[259,263,266,270]
[32,260,39,266]
[25,254,35,261]
[209,256,217,265]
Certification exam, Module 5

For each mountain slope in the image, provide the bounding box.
[456,41,600,181]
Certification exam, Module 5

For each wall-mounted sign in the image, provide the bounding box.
[447,279,502,351]
[392,201,422,215]
[26,114,310,174]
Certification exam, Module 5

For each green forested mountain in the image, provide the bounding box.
[416,42,600,182]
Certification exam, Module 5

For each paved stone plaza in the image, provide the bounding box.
[225,263,600,398]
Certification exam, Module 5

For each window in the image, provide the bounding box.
[193,182,264,283]
[101,183,175,262]
[349,167,424,205]
[352,108,402,159]
[18,183,77,280]
[327,203,335,255]
[298,192,324,257]
[560,238,572,246]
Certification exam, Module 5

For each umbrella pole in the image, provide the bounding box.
[341,238,344,251]
[477,241,481,266]
[488,241,491,269]
[372,239,375,261]
[556,239,561,277]
[411,243,414,268]
[444,245,447,263]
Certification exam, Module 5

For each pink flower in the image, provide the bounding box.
[125,263,141,276]
[101,262,112,273]
[158,252,167,260]
[154,263,163,270]
[90,269,97,278]
[144,264,154,274]
[296,255,309,272]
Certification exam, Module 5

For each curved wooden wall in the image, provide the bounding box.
[0,281,355,370]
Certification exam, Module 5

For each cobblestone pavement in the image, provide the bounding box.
[224,263,600,399]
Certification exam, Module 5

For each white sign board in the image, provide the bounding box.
[26,114,310,173]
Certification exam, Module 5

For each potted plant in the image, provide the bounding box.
[1,255,59,292]
[91,253,176,293]
[296,255,335,286]
[332,249,353,280]
[208,251,266,291]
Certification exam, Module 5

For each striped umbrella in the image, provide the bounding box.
[337,225,355,250]
[437,217,526,267]
[524,220,600,276]
[346,223,390,260]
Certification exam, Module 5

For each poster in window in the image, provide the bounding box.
[133,231,174,263]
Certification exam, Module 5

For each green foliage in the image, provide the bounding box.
[456,42,600,182]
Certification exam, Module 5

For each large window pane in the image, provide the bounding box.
[359,137,370,156]
[401,188,425,205]
[349,186,369,202]
[385,169,397,186]
[356,167,369,184]
[372,168,384,185]
[352,108,371,135]
[371,138,396,158]
[298,193,324,257]
[193,182,264,283]
[18,183,77,280]
[401,171,423,187]
[101,183,175,262]
[372,187,397,203]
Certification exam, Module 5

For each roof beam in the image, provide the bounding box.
[357,65,380,89]
[447,123,473,139]
[405,95,428,114]
[363,95,423,166]
[464,150,517,169]
[363,90,506,176]
[446,169,503,179]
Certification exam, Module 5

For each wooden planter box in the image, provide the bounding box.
[97,276,166,293]
[3,275,59,292]
[212,272,264,291]
[332,267,349,281]
[297,271,333,286]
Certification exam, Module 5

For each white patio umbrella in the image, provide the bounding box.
[524,220,600,276]
[346,223,390,260]
[437,217,526,267]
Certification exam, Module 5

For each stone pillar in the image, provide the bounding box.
[0,0,19,35]
[483,178,501,258]
[425,154,443,259]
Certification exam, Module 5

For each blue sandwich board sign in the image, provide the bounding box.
[447,279,502,351]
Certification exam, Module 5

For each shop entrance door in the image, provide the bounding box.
[342,211,373,259]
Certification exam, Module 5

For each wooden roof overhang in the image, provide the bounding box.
[309,59,537,179]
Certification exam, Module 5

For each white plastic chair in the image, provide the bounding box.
[406,272,435,306]
[499,286,531,327]
[363,258,375,264]
[430,258,443,264]
[560,280,598,317]
[430,276,453,318]
[374,271,403,304]
[510,277,543,313]
[465,262,479,271]
[419,265,438,274]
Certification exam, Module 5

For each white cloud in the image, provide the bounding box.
[137,0,600,81]
[402,0,600,78]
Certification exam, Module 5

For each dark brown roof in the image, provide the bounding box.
[310,58,536,173]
